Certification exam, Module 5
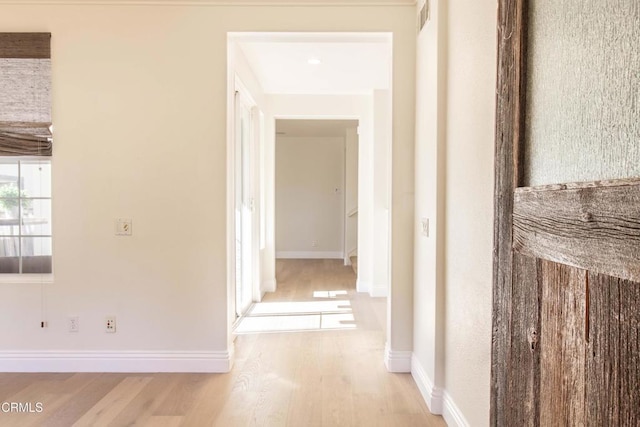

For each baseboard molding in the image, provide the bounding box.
[442,391,471,427]
[356,278,369,293]
[262,278,277,293]
[369,283,388,298]
[276,251,342,259]
[410,354,443,415]
[0,349,234,373]
[384,342,411,373]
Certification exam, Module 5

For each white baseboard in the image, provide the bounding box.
[356,278,369,293]
[0,349,234,373]
[276,251,343,259]
[262,278,277,293]
[410,354,443,415]
[369,283,388,298]
[384,342,411,373]
[443,390,471,427]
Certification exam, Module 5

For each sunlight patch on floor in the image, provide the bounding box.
[235,295,357,334]
[248,300,351,315]
[313,290,348,298]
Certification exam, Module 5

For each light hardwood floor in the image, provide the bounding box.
[0,259,445,427]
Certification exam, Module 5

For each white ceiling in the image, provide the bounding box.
[276,119,358,137]
[236,34,392,95]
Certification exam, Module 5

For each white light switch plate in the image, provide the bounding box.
[421,218,429,237]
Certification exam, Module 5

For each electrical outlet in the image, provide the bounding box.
[115,219,132,236]
[68,316,79,333]
[311,240,318,248]
[105,316,116,333]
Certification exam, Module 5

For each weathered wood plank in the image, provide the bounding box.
[506,254,540,426]
[491,0,528,424]
[513,182,640,282]
[0,33,50,59]
[539,260,586,427]
[586,272,640,427]
[516,177,640,193]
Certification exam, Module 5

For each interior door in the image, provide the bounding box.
[491,1,640,425]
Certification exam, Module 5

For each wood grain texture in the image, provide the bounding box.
[0,260,444,427]
[513,181,640,282]
[0,33,50,59]
[492,0,528,424]
[539,260,587,426]
[586,272,640,427]
[506,254,540,426]
[516,177,640,193]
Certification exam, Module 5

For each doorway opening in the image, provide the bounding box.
[227,31,393,354]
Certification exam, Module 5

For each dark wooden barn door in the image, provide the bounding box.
[491,1,640,425]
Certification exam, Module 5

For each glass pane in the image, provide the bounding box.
[0,237,19,273]
[0,162,20,233]
[22,199,51,236]
[21,237,52,274]
[0,162,19,187]
[524,1,640,186]
[20,161,52,198]
[0,198,19,236]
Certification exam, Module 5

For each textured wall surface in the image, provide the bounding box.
[525,0,640,186]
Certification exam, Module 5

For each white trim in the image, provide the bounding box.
[0,0,415,5]
[369,283,388,297]
[383,342,411,373]
[410,354,443,415]
[442,391,471,427]
[0,349,234,373]
[0,274,54,284]
[356,278,369,293]
[262,278,276,292]
[276,251,342,259]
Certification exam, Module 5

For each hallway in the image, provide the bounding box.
[230,259,445,426]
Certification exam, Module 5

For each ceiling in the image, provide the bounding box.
[276,119,358,137]
[236,33,392,95]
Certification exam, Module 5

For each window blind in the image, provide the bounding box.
[0,33,52,156]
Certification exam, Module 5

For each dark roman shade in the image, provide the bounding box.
[0,33,52,156]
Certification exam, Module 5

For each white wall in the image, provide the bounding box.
[344,127,358,263]
[0,3,416,372]
[412,0,447,415]
[443,0,495,423]
[412,0,496,425]
[275,136,345,258]
[372,89,391,297]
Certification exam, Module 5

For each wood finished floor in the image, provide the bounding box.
[0,259,445,427]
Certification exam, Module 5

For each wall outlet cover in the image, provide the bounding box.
[115,219,132,236]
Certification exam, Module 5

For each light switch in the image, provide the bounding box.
[421,218,429,237]
[115,218,132,236]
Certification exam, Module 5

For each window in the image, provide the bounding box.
[0,33,52,276]
[0,159,52,274]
